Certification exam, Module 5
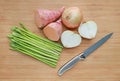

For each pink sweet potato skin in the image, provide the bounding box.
[35,7,65,29]
[43,20,62,41]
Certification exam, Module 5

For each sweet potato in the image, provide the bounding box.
[35,7,65,29]
[43,19,62,41]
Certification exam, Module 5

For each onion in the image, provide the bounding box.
[78,21,97,39]
[61,30,82,48]
[62,7,83,29]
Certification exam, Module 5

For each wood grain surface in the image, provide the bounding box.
[0,0,120,81]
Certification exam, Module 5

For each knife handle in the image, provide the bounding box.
[58,53,85,76]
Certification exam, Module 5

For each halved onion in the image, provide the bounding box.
[78,21,97,39]
[61,30,82,48]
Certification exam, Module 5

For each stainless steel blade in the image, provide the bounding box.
[58,33,113,76]
[82,33,113,58]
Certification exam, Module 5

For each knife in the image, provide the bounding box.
[58,33,113,76]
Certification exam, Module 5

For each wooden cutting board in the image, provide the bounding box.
[0,0,120,81]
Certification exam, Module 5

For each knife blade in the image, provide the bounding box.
[58,33,113,76]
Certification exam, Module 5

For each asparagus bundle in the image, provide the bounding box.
[8,23,63,67]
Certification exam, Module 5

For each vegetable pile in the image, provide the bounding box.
[35,7,98,48]
[8,23,63,67]
[8,6,98,68]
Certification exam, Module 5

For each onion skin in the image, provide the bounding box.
[62,7,83,29]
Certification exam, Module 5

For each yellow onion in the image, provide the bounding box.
[62,7,83,29]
